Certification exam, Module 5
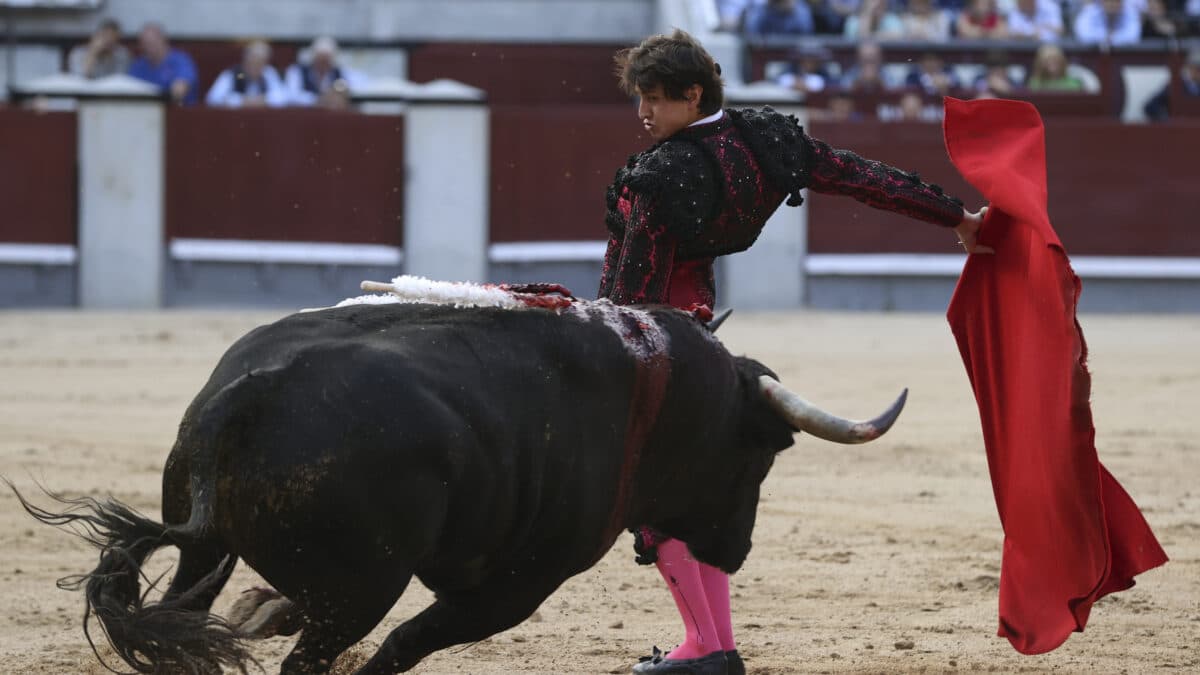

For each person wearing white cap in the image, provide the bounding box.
[284,36,365,108]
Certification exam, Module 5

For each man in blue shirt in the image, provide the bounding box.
[128,22,198,105]
[1072,0,1142,46]
[744,0,815,35]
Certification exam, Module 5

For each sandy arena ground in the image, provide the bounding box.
[0,309,1196,674]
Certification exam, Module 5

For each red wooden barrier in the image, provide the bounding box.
[489,104,649,241]
[3,104,1190,259]
[164,107,404,245]
[1173,93,1200,116]
[806,118,1200,256]
[0,109,76,245]
[487,108,1197,255]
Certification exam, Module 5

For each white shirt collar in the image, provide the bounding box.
[689,110,724,127]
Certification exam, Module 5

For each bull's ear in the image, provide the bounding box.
[735,358,797,453]
[734,355,776,383]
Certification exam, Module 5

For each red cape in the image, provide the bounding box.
[943,97,1168,655]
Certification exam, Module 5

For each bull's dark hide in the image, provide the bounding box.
[14,301,798,674]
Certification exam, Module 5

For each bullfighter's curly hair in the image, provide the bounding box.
[614,29,725,116]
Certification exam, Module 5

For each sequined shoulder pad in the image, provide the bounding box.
[727,107,812,207]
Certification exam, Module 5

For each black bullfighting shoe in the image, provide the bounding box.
[632,646,728,674]
[724,650,745,675]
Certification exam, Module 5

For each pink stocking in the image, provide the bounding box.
[653,538,721,659]
[698,562,736,651]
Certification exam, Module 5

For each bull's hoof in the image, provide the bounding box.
[227,587,303,638]
[227,587,280,628]
[632,646,729,674]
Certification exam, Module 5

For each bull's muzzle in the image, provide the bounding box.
[758,376,907,444]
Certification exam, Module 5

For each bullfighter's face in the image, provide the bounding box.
[636,84,703,141]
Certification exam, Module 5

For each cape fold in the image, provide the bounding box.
[942,97,1167,655]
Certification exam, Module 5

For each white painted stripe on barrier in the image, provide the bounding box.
[169,239,403,266]
[0,244,77,265]
[1071,257,1200,279]
[807,254,965,277]
[807,254,1200,280]
[489,240,608,263]
[164,240,1200,280]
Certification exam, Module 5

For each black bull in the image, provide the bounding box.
[10,301,905,674]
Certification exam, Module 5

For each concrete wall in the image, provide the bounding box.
[166,261,401,309]
[806,276,1200,313]
[10,0,654,42]
[0,44,61,93]
[722,95,806,310]
[403,103,490,283]
[76,101,165,309]
[0,264,76,308]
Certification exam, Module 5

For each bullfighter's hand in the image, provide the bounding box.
[955,206,993,254]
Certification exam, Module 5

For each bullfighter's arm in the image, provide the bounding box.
[603,194,676,305]
[805,136,965,227]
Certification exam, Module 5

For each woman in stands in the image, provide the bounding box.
[1026,44,1085,92]
[600,30,987,675]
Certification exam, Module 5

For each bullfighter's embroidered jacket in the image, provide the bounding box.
[597,107,964,308]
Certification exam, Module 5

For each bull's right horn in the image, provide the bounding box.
[758,376,907,444]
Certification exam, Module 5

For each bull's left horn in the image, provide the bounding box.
[758,376,907,444]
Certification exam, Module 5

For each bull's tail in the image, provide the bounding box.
[5,478,253,674]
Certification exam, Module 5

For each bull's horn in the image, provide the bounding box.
[707,308,733,332]
[758,375,907,444]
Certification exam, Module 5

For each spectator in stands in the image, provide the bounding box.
[128,22,199,105]
[775,44,835,92]
[934,0,970,13]
[1187,0,1200,35]
[974,50,1023,96]
[285,36,364,109]
[68,18,130,79]
[1142,46,1200,119]
[1026,43,1085,90]
[206,40,288,108]
[744,0,816,35]
[1142,47,1200,120]
[1006,0,1066,41]
[956,0,1009,38]
[1144,48,1199,118]
[1142,0,1184,39]
[878,91,942,120]
[825,92,865,120]
[905,52,962,95]
[843,0,904,39]
[898,92,928,120]
[882,91,943,121]
[716,0,758,31]
[1185,47,1200,94]
[840,41,894,92]
[1073,0,1142,45]
[814,0,863,34]
[898,0,954,41]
